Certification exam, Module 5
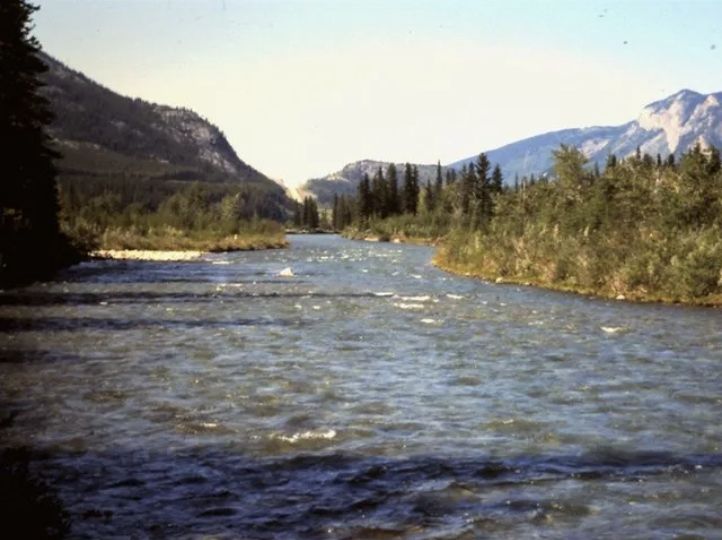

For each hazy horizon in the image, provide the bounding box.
[34,0,722,186]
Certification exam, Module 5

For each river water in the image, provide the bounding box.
[1,234,721,538]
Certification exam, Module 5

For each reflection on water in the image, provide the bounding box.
[1,234,721,538]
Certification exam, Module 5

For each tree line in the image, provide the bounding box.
[1,0,78,285]
[331,155,504,235]
[291,196,321,230]
[439,144,722,302]
[332,143,721,302]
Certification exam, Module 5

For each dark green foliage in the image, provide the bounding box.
[357,173,373,222]
[435,160,444,199]
[491,164,503,195]
[473,153,492,226]
[343,154,504,239]
[331,194,354,231]
[445,168,457,185]
[371,167,388,218]
[299,196,320,230]
[60,177,285,248]
[1,0,78,285]
[459,163,473,216]
[423,180,435,213]
[344,142,721,302]
[440,145,722,302]
[387,163,400,216]
[403,163,419,215]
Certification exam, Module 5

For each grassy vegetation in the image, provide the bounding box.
[339,145,722,306]
[436,147,722,305]
[93,224,287,251]
[60,178,287,252]
[342,213,448,245]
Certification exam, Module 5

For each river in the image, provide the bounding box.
[1,234,721,538]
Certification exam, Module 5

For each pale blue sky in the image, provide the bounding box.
[34,0,722,185]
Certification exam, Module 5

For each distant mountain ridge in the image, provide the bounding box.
[302,89,722,202]
[39,52,289,214]
[304,159,445,206]
[452,89,722,180]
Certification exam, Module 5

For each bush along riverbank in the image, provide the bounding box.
[334,146,722,306]
[436,146,722,306]
[341,217,445,246]
[61,182,288,253]
[89,224,287,252]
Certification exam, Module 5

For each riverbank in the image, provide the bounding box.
[343,228,722,307]
[341,227,441,246]
[433,244,722,308]
[90,228,288,253]
[91,250,204,261]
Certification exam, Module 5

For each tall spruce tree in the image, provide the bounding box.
[371,166,387,217]
[1,0,72,283]
[423,180,435,213]
[491,164,503,194]
[403,163,415,214]
[435,160,444,199]
[332,194,339,230]
[474,153,491,226]
[387,163,399,216]
[460,163,473,215]
[357,173,372,221]
[410,165,420,214]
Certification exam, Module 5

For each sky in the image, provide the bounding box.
[34,0,722,186]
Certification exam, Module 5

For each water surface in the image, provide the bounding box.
[1,234,721,538]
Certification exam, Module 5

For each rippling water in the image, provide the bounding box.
[1,234,721,538]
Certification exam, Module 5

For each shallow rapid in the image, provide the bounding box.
[1,234,721,538]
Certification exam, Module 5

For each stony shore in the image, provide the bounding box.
[91,250,205,261]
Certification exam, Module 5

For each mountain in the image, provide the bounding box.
[38,52,290,217]
[303,89,722,201]
[303,160,444,206]
[452,89,722,181]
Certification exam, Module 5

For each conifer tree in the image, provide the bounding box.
[371,166,387,217]
[332,194,339,230]
[460,163,473,215]
[1,0,72,283]
[445,169,456,185]
[411,165,420,214]
[424,180,435,213]
[293,200,302,227]
[310,198,319,229]
[474,153,491,224]
[340,195,353,228]
[707,146,721,175]
[357,173,372,221]
[387,163,399,215]
[491,164,503,194]
[302,197,311,228]
[606,154,618,170]
[403,163,418,214]
[435,160,444,199]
